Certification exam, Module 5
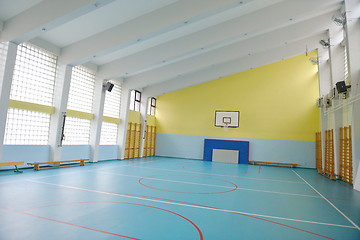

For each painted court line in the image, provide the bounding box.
[29,180,356,231]
[94,170,320,199]
[129,165,305,184]
[292,170,360,231]
[0,207,141,240]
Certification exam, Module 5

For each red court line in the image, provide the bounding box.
[1,207,141,240]
[138,175,238,194]
[18,202,204,240]
[25,185,335,240]
[336,181,353,190]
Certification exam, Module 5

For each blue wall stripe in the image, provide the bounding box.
[156,134,315,168]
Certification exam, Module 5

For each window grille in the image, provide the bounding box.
[100,122,118,145]
[10,43,57,106]
[0,42,9,74]
[147,97,156,115]
[62,117,91,145]
[103,81,121,118]
[67,66,95,113]
[4,108,50,145]
[129,90,141,112]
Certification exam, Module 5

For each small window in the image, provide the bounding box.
[147,97,156,115]
[129,90,141,112]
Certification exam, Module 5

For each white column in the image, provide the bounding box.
[117,87,131,159]
[344,0,360,191]
[139,94,150,157]
[89,78,106,162]
[317,48,331,97]
[317,48,331,171]
[0,42,17,162]
[48,65,72,162]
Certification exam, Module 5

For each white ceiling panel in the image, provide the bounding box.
[39,0,178,47]
[0,0,345,95]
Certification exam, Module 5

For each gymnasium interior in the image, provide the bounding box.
[0,0,360,239]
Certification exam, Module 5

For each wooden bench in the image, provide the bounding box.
[249,160,298,168]
[28,159,88,171]
[0,161,24,173]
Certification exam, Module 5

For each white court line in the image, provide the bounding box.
[29,180,356,230]
[292,169,360,231]
[93,170,321,199]
[28,160,157,180]
[126,165,305,184]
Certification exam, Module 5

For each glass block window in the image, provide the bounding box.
[62,117,91,145]
[0,42,9,75]
[103,81,121,118]
[147,97,156,115]
[10,43,57,106]
[68,66,95,113]
[100,122,118,145]
[129,90,141,112]
[4,108,50,145]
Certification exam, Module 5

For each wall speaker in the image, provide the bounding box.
[336,81,347,93]
[104,82,114,92]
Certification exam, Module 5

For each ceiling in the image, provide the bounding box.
[0,0,343,96]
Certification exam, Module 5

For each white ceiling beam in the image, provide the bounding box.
[0,0,115,44]
[124,12,335,89]
[143,34,326,97]
[99,0,341,79]
[59,0,242,65]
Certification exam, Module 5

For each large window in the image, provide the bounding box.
[67,66,95,113]
[129,90,141,112]
[63,66,95,145]
[100,81,122,145]
[147,97,156,116]
[4,109,50,145]
[4,43,57,145]
[103,81,121,118]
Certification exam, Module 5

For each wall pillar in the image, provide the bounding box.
[117,86,131,159]
[48,65,72,162]
[344,0,360,190]
[89,78,106,162]
[0,42,17,162]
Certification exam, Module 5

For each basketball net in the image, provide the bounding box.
[223,122,229,131]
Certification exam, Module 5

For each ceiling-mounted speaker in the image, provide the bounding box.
[336,81,347,93]
[104,82,114,92]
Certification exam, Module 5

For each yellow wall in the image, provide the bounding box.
[156,52,320,141]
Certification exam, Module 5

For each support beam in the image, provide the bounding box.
[0,42,17,162]
[48,65,73,162]
[1,0,114,43]
[117,87,131,159]
[125,12,335,89]
[143,34,326,97]
[99,0,341,79]
[59,0,239,65]
[343,0,360,191]
[89,78,106,162]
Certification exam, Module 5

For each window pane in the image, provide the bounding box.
[10,43,57,106]
[103,81,121,118]
[100,122,118,145]
[4,108,50,145]
[68,66,95,113]
[62,117,91,145]
[129,90,135,111]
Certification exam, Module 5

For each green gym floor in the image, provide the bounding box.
[0,157,359,240]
